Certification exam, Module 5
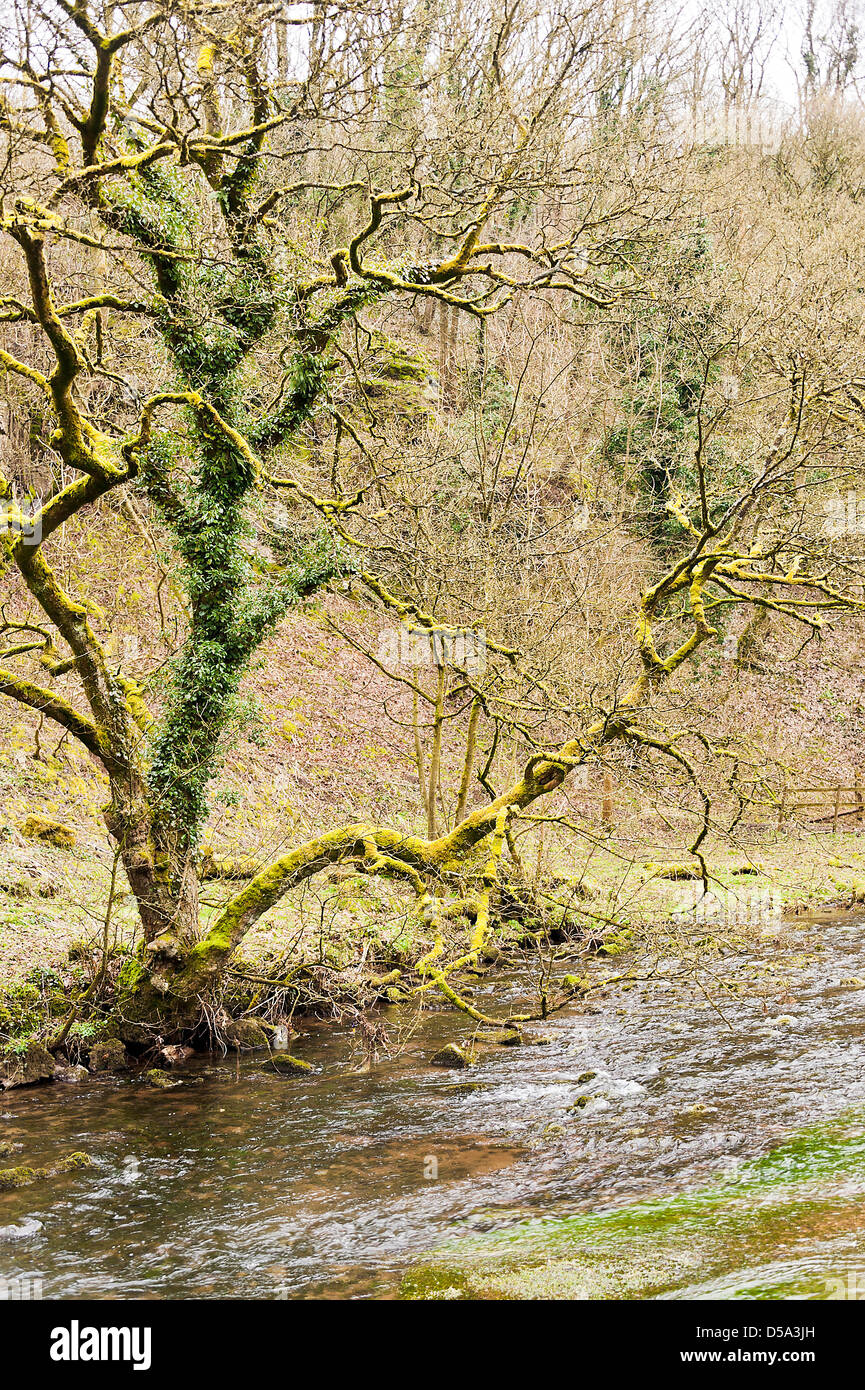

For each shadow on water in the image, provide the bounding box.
[2,912,865,1299]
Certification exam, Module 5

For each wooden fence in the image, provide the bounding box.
[569,774,865,833]
[778,782,865,830]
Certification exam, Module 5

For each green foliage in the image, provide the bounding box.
[116,953,146,999]
[476,363,513,438]
[249,351,333,452]
[1,1010,32,1048]
[148,524,355,841]
[104,144,371,858]
[0,967,68,1042]
[603,232,728,546]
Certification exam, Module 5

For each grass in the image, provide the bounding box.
[2,803,864,988]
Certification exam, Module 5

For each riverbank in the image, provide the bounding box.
[4,816,865,968]
[2,816,865,1074]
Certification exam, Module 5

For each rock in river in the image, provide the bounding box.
[144,1069,182,1090]
[88,1040,129,1073]
[429,1044,475,1069]
[55,1064,89,1084]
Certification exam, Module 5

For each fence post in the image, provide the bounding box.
[602,773,614,828]
[833,784,841,832]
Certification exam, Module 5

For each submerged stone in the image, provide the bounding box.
[568,1095,612,1115]
[0,1165,38,1191]
[55,1151,93,1172]
[473,1028,522,1046]
[55,1064,89,1084]
[0,1151,92,1192]
[144,1068,181,1090]
[0,1217,43,1241]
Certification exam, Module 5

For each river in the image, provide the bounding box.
[2,911,865,1299]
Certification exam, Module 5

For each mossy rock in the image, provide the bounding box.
[0,1165,38,1191]
[429,1044,475,1069]
[67,939,94,962]
[473,1028,523,1047]
[21,815,76,850]
[56,1151,92,1172]
[378,347,432,381]
[643,861,703,880]
[224,1017,268,1050]
[55,1064,89,1084]
[88,1039,129,1073]
[144,1068,181,1090]
[561,975,590,995]
[269,1054,313,1075]
[0,874,58,898]
[596,929,634,957]
[0,1041,55,1089]
[362,340,434,392]
[0,1151,92,1192]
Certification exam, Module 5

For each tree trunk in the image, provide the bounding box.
[101,785,206,1041]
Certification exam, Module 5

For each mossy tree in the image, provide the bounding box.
[0,0,863,1038]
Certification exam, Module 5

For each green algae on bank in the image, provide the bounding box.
[402,1112,865,1300]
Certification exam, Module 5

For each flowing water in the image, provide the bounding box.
[2,913,865,1300]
